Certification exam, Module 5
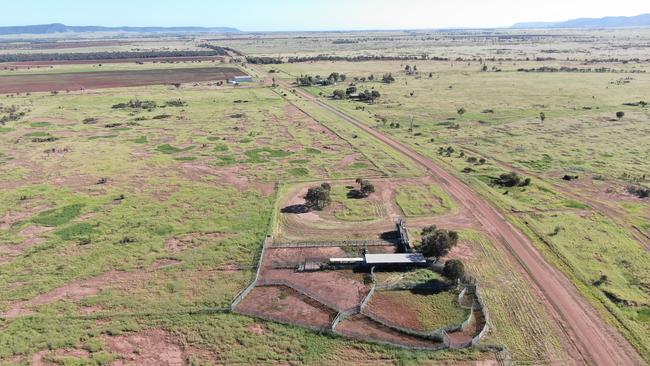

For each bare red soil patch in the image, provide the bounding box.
[0,67,245,93]
[259,269,370,311]
[103,328,218,366]
[364,292,423,331]
[31,349,91,366]
[179,163,273,196]
[1,259,175,318]
[248,322,267,336]
[235,285,336,330]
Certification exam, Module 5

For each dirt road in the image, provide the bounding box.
[283,82,644,366]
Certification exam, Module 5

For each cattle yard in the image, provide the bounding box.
[232,179,490,350]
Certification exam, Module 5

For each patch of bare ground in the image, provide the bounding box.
[259,269,369,311]
[364,292,424,331]
[178,163,273,196]
[51,174,106,195]
[247,322,267,336]
[329,346,395,366]
[0,259,178,318]
[0,203,51,230]
[335,314,442,349]
[31,117,77,126]
[0,225,54,265]
[164,232,228,254]
[103,328,218,366]
[235,285,336,330]
[284,104,338,140]
[442,241,476,262]
[261,246,348,269]
[31,349,91,366]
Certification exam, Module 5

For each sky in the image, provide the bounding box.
[3,0,649,31]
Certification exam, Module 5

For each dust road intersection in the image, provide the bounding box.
[275,78,645,366]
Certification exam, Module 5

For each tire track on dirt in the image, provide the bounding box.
[283,82,644,365]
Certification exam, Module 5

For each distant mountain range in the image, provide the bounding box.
[0,23,240,35]
[513,13,650,29]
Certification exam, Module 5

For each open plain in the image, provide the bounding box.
[0,24,648,366]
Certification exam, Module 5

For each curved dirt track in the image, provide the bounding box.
[285,83,644,366]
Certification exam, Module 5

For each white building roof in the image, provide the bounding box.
[330,257,364,263]
[364,253,426,264]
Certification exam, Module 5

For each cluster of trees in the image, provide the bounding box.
[286,54,438,63]
[438,146,456,157]
[112,99,158,110]
[305,183,332,210]
[420,225,459,260]
[196,43,236,55]
[404,65,418,75]
[0,50,223,63]
[517,66,646,74]
[382,73,395,83]
[494,172,531,188]
[333,88,380,103]
[245,56,283,64]
[0,105,25,125]
[296,73,346,87]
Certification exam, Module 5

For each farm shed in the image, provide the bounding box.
[230,75,253,83]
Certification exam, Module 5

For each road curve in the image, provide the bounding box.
[286,84,644,366]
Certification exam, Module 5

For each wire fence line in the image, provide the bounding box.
[269,239,397,248]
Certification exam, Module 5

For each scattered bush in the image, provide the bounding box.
[627,186,650,198]
[112,99,157,110]
[494,172,531,187]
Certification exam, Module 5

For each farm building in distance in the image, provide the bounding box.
[229,75,253,84]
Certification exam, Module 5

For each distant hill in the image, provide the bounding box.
[0,23,240,35]
[513,14,650,29]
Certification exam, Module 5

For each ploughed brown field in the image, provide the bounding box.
[0,66,246,93]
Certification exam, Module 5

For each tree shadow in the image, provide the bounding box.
[347,189,365,199]
[379,230,399,243]
[281,204,311,214]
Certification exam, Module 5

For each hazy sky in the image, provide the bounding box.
[4,0,649,31]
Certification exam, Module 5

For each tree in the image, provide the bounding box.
[443,259,465,281]
[332,89,347,100]
[420,225,459,260]
[405,65,411,73]
[494,172,531,187]
[305,184,331,210]
[616,111,625,120]
[359,180,375,197]
[382,73,395,83]
[539,112,546,123]
[370,90,381,102]
[457,107,466,118]
[339,74,347,82]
